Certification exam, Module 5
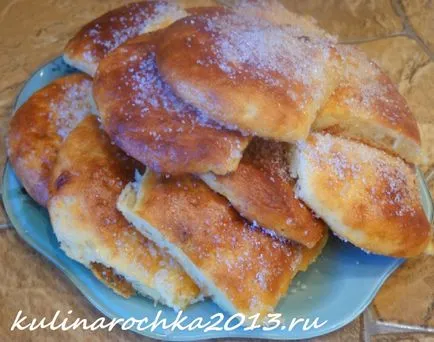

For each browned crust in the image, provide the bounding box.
[156,10,340,142]
[7,73,93,206]
[133,171,307,317]
[94,32,249,175]
[49,115,144,240]
[315,46,421,162]
[90,262,135,298]
[49,116,200,303]
[201,138,327,248]
[320,72,421,143]
[295,134,432,258]
[64,1,165,76]
[64,1,221,76]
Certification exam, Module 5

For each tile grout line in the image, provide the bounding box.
[392,0,434,60]
[365,305,434,339]
[339,32,407,45]
[341,0,433,61]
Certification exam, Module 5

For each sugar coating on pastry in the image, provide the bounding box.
[7,73,95,206]
[201,138,327,248]
[64,1,189,76]
[156,9,340,142]
[314,46,421,163]
[118,170,325,319]
[94,32,249,175]
[291,133,432,258]
[64,1,219,76]
[48,116,201,309]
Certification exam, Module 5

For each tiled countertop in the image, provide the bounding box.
[0,1,433,341]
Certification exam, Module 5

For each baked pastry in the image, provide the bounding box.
[201,138,327,248]
[313,46,422,164]
[64,1,187,76]
[94,32,249,175]
[7,73,95,206]
[290,133,432,258]
[156,9,340,142]
[48,116,201,309]
[64,1,218,76]
[299,229,329,271]
[118,170,327,318]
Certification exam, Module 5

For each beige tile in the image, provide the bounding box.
[280,0,403,41]
[221,316,362,342]
[372,333,434,342]
[419,123,434,173]
[0,229,147,342]
[373,256,434,328]
[0,0,132,227]
[401,61,434,125]
[308,315,362,341]
[402,0,434,52]
[356,36,429,85]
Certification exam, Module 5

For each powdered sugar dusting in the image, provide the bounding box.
[298,133,419,217]
[188,12,335,107]
[130,51,187,113]
[124,48,227,132]
[337,46,412,124]
[84,2,185,62]
[96,37,248,174]
[51,78,95,139]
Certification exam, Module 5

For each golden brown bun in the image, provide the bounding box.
[156,10,340,142]
[48,116,201,309]
[7,73,94,206]
[201,138,327,248]
[314,46,421,164]
[118,170,322,318]
[64,1,218,76]
[291,133,432,258]
[94,32,249,175]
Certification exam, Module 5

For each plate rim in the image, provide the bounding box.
[3,55,428,340]
[0,165,405,340]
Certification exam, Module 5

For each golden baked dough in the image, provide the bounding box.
[94,32,249,175]
[314,46,421,163]
[90,262,135,298]
[298,229,329,272]
[291,133,432,258]
[201,138,327,248]
[7,73,94,206]
[118,170,326,318]
[48,116,201,309]
[64,1,218,76]
[156,9,340,142]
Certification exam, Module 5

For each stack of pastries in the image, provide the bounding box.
[7,0,434,319]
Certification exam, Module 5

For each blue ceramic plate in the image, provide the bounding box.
[3,57,433,340]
